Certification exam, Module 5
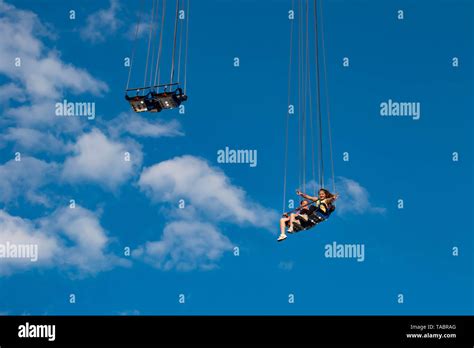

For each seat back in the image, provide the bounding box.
[128,97,148,113]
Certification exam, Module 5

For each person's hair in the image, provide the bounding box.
[319,188,335,199]
[300,200,308,205]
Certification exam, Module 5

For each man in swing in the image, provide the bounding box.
[277,188,338,242]
[278,200,313,242]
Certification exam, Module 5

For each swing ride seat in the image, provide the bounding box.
[125,86,188,113]
[292,208,334,232]
[125,95,149,113]
[125,0,190,114]
[150,88,188,111]
[292,215,323,232]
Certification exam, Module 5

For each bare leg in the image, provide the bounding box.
[278,216,289,241]
[280,217,289,235]
[288,213,299,232]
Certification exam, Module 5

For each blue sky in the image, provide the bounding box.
[0,0,472,315]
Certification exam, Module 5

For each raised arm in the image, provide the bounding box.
[296,190,318,202]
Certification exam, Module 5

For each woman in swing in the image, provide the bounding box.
[277,188,338,242]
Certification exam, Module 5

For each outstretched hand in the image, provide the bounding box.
[296,190,302,196]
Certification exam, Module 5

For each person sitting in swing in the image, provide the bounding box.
[278,200,315,242]
[287,200,317,233]
[296,188,338,221]
[277,188,338,242]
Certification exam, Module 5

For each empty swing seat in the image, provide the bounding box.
[150,88,188,111]
[126,95,149,113]
[125,87,188,113]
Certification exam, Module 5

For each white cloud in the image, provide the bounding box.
[80,0,121,43]
[0,210,59,274]
[0,1,108,101]
[0,83,26,103]
[2,127,72,154]
[108,112,184,138]
[6,101,61,128]
[21,53,108,100]
[136,156,279,271]
[6,101,89,135]
[335,177,386,215]
[0,157,59,206]
[0,0,44,58]
[0,0,108,152]
[296,177,385,215]
[138,155,278,228]
[130,177,378,275]
[40,206,129,274]
[62,129,143,190]
[125,13,153,40]
[0,206,128,276]
[133,220,233,271]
